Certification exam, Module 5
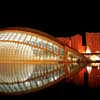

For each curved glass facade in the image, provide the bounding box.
[0,27,87,94]
[0,28,65,94]
[0,31,64,62]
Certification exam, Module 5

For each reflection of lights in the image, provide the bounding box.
[91,63,100,66]
[98,64,100,70]
[86,66,92,74]
[72,63,78,66]
[90,55,100,61]
[54,75,59,80]
[67,57,71,60]
[49,77,54,82]
[37,80,42,87]
[96,51,100,53]
[86,46,91,54]
[72,58,77,61]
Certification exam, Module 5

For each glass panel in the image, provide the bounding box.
[60,48,64,55]
[9,33,16,40]
[19,83,26,91]
[19,34,26,42]
[36,80,43,87]
[9,84,16,92]
[47,64,52,72]
[48,42,52,51]
[54,72,59,80]
[24,81,31,90]
[42,40,47,48]
[30,80,37,88]
[0,34,6,40]
[14,34,21,41]
[42,77,49,85]
[13,84,21,92]
[37,38,42,47]
[4,33,12,40]
[48,74,54,82]
[30,36,36,45]
[0,33,8,40]
[25,35,31,43]
[4,84,11,92]
[0,85,8,92]
[0,84,3,92]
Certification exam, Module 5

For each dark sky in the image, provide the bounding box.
[0,16,99,37]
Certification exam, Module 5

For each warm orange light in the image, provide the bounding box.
[86,66,92,74]
[90,55,100,61]
[86,46,91,54]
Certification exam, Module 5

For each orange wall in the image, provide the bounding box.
[86,32,100,53]
[57,33,100,53]
[71,34,85,53]
[57,34,85,53]
[57,37,71,47]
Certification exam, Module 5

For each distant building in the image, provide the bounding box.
[57,37,71,47]
[86,32,100,53]
[71,34,85,53]
[57,32,100,53]
[57,34,86,53]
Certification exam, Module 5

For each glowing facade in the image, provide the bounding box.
[0,27,87,95]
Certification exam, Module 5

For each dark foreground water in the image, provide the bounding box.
[1,63,100,97]
[23,64,100,97]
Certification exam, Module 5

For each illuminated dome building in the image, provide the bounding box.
[0,27,87,95]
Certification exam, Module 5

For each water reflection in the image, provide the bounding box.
[0,63,65,94]
[67,63,100,88]
[0,62,87,94]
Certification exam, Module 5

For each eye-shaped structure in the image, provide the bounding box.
[0,27,88,95]
[0,27,66,95]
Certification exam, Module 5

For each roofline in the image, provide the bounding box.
[0,27,65,46]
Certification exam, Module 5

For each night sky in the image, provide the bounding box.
[0,16,99,38]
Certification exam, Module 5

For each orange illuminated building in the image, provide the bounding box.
[86,32,100,53]
[58,32,100,53]
[57,34,86,53]
[57,37,71,47]
[71,34,85,53]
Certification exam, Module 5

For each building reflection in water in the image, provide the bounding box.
[0,63,65,94]
[0,62,87,95]
[67,63,100,88]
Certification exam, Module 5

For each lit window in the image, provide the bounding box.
[13,84,21,92]
[24,81,31,90]
[14,34,21,41]
[37,80,43,87]
[19,34,26,42]
[60,48,64,55]
[53,45,58,53]
[0,85,8,92]
[30,81,37,88]
[19,83,26,91]
[37,38,42,47]
[4,33,11,40]
[42,78,48,85]
[48,75,54,82]
[48,42,52,51]
[25,35,31,43]
[30,36,36,45]
[9,33,17,40]
[9,84,16,92]
[4,84,11,92]
[42,40,47,48]
[0,34,7,40]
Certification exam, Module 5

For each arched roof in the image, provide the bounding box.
[0,27,65,46]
